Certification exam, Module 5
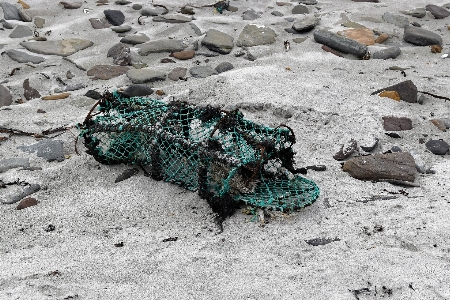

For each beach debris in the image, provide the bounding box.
[314,29,368,58]
[333,139,358,161]
[114,241,124,247]
[378,90,400,101]
[382,116,412,131]
[42,92,70,100]
[321,45,344,57]
[305,237,340,246]
[430,45,442,53]
[16,197,38,210]
[284,40,290,51]
[162,237,178,242]
[45,224,55,232]
[425,140,449,155]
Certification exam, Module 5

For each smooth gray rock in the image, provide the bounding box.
[400,8,426,18]
[215,62,234,73]
[202,29,234,54]
[382,12,409,28]
[313,29,368,58]
[0,2,22,20]
[6,49,45,64]
[236,24,277,47]
[9,25,33,38]
[1,183,41,204]
[292,16,320,32]
[126,69,166,84]
[242,9,260,20]
[372,46,401,59]
[292,4,309,14]
[409,149,427,174]
[153,14,192,23]
[425,140,449,155]
[190,23,202,36]
[189,66,218,78]
[54,83,85,93]
[34,17,45,28]
[137,39,187,55]
[300,0,317,4]
[18,140,65,162]
[121,85,153,97]
[0,158,30,173]
[168,67,187,81]
[20,39,94,56]
[111,25,132,33]
[403,26,442,46]
[120,34,150,45]
[89,17,111,29]
[371,80,417,103]
[141,6,168,16]
[104,9,125,26]
[107,43,131,66]
[426,4,450,19]
[0,84,12,107]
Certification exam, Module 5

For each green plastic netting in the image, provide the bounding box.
[77,91,319,215]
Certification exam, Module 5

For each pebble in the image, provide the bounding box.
[0,157,30,172]
[89,18,111,29]
[1,183,41,204]
[215,62,234,73]
[23,78,41,100]
[236,24,277,47]
[6,49,45,64]
[343,152,416,182]
[292,5,309,14]
[2,21,14,29]
[292,16,320,32]
[375,33,389,44]
[87,65,129,80]
[9,25,33,38]
[85,90,102,100]
[132,4,142,10]
[299,0,317,4]
[0,2,22,20]
[382,116,413,131]
[153,14,192,23]
[18,7,31,22]
[401,8,426,18]
[242,9,260,20]
[171,50,195,60]
[0,84,13,107]
[430,119,447,132]
[276,2,292,6]
[382,12,409,28]
[41,93,71,100]
[111,25,132,33]
[18,139,65,161]
[202,29,234,54]
[141,6,168,16]
[60,1,82,9]
[104,10,125,26]
[137,39,187,55]
[442,118,450,129]
[20,39,94,56]
[107,43,131,66]
[337,27,375,45]
[16,197,39,210]
[271,11,283,17]
[189,66,218,78]
[120,34,150,45]
[425,4,450,19]
[55,83,85,93]
[121,85,154,97]
[168,67,187,81]
[126,69,166,84]
[403,26,442,46]
[333,139,357,161]
[160,58,175,63]
[372,46,401,59]
[34,17,45,28]
[425,140,449,155]
[372,80,418,103]
[313,29,368,58]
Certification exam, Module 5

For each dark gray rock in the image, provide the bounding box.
[343,152,416,182]
[104,10,125,26]
[120,34,150,45]
[6,49,45,64]
[400,8,426,18]
[403,26,442,46]
[121,85,153,97]
[292,16,320,32]
[9,25,33,38]
[20,39,94,56]
[137,39,187,55]
[425,140,449,155]
[153,14,192,23]
[215,62,234,73]
[55,83,85,93]
[18,140,65,162]
[382,12,409,28]
[372,46,401,59]
[426,4,450,19]
[313,29,368,58]
[372,80,418,103]
[0,2,22,20]
[85,90,102,100]
[189,66,218,78]
[126,69,166,84]
[141,6,168,16]
[236,24,277,47]
[292,4,308,14]
[202,29,234,54]
[132,4,142,10]
[1,183,41,204]
[23,79,41,100]
[107,43,131,66]
[242,9,260,20]
[0,158,29,172]
[0,84,12,107]
[168,67,187,81]
[87,65,129,80]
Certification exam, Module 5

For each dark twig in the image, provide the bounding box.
[418,91,449,102]
[10,67,20,76]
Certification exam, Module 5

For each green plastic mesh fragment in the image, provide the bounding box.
[77,91,320,214]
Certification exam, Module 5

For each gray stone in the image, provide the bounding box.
[242,9,260,20]
[9,25,33,38]
[271,11,284,17]
[0,158,30,173]
[215,62,234,73]
[0,84,12,107]
[426,4,450,19]
[343,152,416,182]
[236,24,277,47]
[23,79,41,100]
[60,1,82,9]
[202,29,234,54]
[403,26,442,46]
[442,118,450,129]
[132,4,142,10]
[18,140,65,162]
[2,21,13,29]
[293,37,308,43]
[189,66,218,78]
[141,6,168,16]
[20,39,94,56]
[292,16,320,32]
[126,69,166,84]
[299,0,317,4]
[104,10,125,26]
[111,25,132,33]
[18,7,31,22]
[425,140,449,155]
[372,80,418,103]
[190,23,202,36]
[382,12,409,28]
[168,67,187,81]
[153,14,192,23]
[292,4,308,14]
[120,34,150,45]
[372,46,401,59]
[89,17,111,29]
[400,8,426,18]
[121,85,153,97]
[6,49,45,64]
[0,2,22,20]
[137,39,187,55]
[1,183,40,204]
[87,65,129,80]
[34,17,45,28]
[313,29,368,58]
[107,43,131,66]
[54,83,85,93]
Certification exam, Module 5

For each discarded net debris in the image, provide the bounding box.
[77,91,319,217]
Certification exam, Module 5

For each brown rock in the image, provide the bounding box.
[171,50,195,60]
[89,18,111,29]
[382,116,413,131]
[343,152,416,182]
[430,119,447,132]
[18,0,30,9]
[16,197,39,210]
[23,78,41,100]
[337,28,375,45]
[42,93,71,100]
[87,65,129,80]
[375,33,389,44]
[379,90,400,101]
[431,45,442,53]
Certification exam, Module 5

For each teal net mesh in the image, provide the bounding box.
[77,91,320,215]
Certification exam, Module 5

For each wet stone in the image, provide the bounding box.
[372,46,401,59]
[18,140,65,162]
[89,17,111,29]
[0,158,30,172]
[292,5,308,14]
[9,25,33,38]
[23,79,41,100]
[121,85,153,97]
[236,24,277,47]
[425,140,449,155]
[292,16,320,32]
[202,29,234,54]
[426,4,450,19]
[382,12,409,28]
[0,84,13,107]
[126,69,166,84]
[242,9,260,20]
[404,26,442,46]
[168,67,187,81]
[189,66,218,78]
[107,43,131,66]
[0,2,22,20]
[104,10,125,26]
[87,65,129,80]
[120,34,150,45]
[6,49,45,64]
[215,62,234,73]
[382,116,413,131]
[137,39,187,55]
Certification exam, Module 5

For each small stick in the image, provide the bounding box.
[9,67,20,76]
[418,91,449,102]
[321,45,344,58]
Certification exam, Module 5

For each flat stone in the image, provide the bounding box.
[202,29,234,54]
[87,65,129,80]
[18,7,31,22]
[126,69,166,84]
[23,78,41,100]
[352,0,379,2]
[153,14,192,23]
[132,4,142,10]
[171,50,195,60]
[293,37,308,43]
[9,25,33,38]
[292,4,308,14]
[404,26,443,46]
[215,62,234,73]
[314,29,368,58]
[276,2,292,6]
[16,197,39,210]
[382,116,413,131]
[425,140,449,155]
[343,152,416,182]
[2,21,14,29]
[337,27,375,45]
[1,183,40,204]
[0,84,12,107]
[375,33,389,43]
[20,39,94,57]
[34,17,45,28]
[242,9,260,20]
[6,49,45,64]
[120,34,150,45]
[137,39,187,55]
[272,11,284,17]
[54,83,85,93]
[107,43,131,66]
[292,16,320,32]
[430,119,447,132]
[341,21,366,28]
[60,1,82,9]
[299,0,317,4]
[236,24,277,47]
[189,66,218,78]
[0,158,30,172]
[141,6,168,16]
[168,67,187,81]
[89,17,111,29]
[0,2,22,20]
[372,80,418,103]
[121,85,154,97]
[111,25,132,33]
[401,8,426,18]
[18,140,65,162]
[426,4,450,19]
[382,12,409,28]
[372,46,401,59]
[104,10,125,26]
[84,90,102,100]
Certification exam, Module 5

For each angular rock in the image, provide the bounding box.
[120,34,150,45]
[85,90,102,100]
[338,28,375,46]
[87,65,129,80]
[242,9,260,20]
[382,116,413,131]
[9,25,33,38]
[0,158,30,172]
[153,14,192,23]
[313,29,368,58]
[202,29,234,54]
[141,6,169,16]
[20,39,94,56]
[18,140,65,162]
[137,39,187,55]
[425,140,449,155]
[343,152,416,182]
[126,69,166,84]
[189,66,218,78]
[426,4,450,19]
[16,197,39,210]
[171,50,195,60]
[401,8,426,18]
[107,43,131,66]
[372,46,401,59]
[341,21,365,28]
[34,17,45,28]
[236,24,277,47]
[382,12,409,28]
[6,49,45,64]
[292,16,320,32]
[403,26,442,46]
[23,79,41,100]
[111,25,132,33]
[89,17,111,29]
[215,62,234,73]
[121,85,153,97]
[60,1,82,9]
[168,67,187,81]
[378,90,400,101]
[0,84,13,107]
[372,80,418,103]
[0,2,22,20]
[104,10,125,26]
[292,5,308,14]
